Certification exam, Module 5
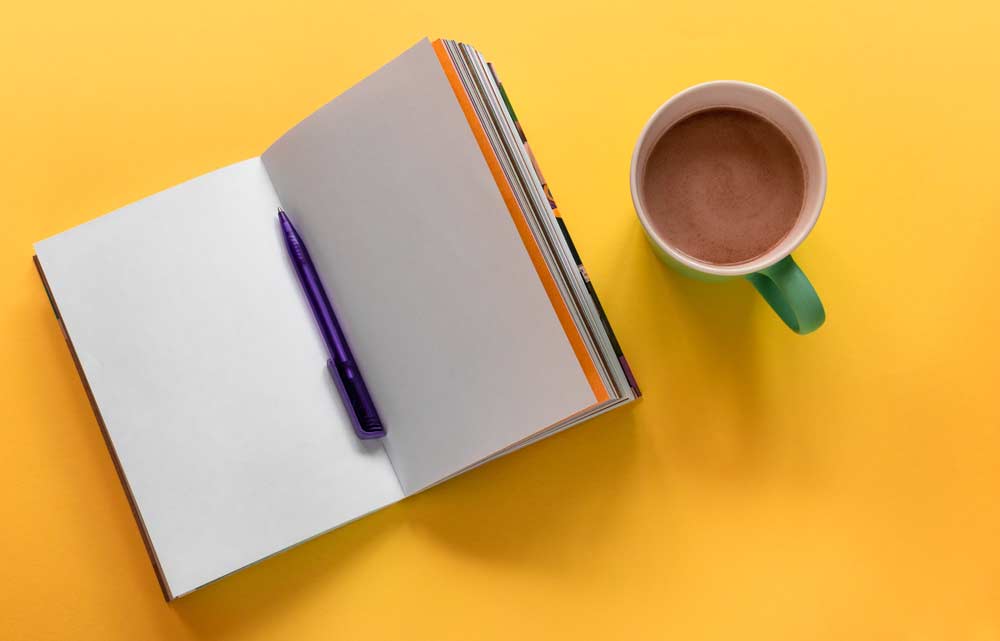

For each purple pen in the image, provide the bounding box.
[278,209,386,439]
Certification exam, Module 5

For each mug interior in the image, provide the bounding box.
[631,81,826,276]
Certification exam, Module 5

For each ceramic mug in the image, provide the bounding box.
[630,81,827,334]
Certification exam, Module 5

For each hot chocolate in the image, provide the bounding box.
[641,108,805,265]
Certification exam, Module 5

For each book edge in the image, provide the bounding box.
[431,39,611,405]
[33,255,176,601]
[483,60,642,398]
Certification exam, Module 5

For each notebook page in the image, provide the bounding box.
[262,39,597,494]
[34,159,403,597]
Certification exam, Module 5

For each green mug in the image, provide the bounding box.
[630,81,826,334]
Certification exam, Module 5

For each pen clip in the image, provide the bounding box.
[327,359,386,439]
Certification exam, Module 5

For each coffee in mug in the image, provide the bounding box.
[641,107,805,265]
[630,82,827,334]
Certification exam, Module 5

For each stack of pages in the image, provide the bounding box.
[34,38,639,599]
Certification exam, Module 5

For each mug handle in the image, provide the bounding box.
[745,255,825,334]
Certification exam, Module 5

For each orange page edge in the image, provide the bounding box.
[432,40,609,404]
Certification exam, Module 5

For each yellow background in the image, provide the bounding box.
[2,0,999,639]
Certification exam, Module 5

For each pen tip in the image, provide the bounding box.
[278,209,288,222]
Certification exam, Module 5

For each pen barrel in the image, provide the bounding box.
[280,210,383,437]
[295,256,353,364]
[283,221,309,263]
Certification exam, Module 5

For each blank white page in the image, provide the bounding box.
[262,40,597,494]
[35,159,403,597]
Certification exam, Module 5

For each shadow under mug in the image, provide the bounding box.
[630,81,827,334]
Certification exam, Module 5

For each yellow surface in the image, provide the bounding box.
[2,0,999,638]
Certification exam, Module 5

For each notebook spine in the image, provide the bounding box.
[486,64,640,397]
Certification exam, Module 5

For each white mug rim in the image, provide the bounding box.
[629,80,827,277]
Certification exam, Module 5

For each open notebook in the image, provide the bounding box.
[34,38,640,599]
